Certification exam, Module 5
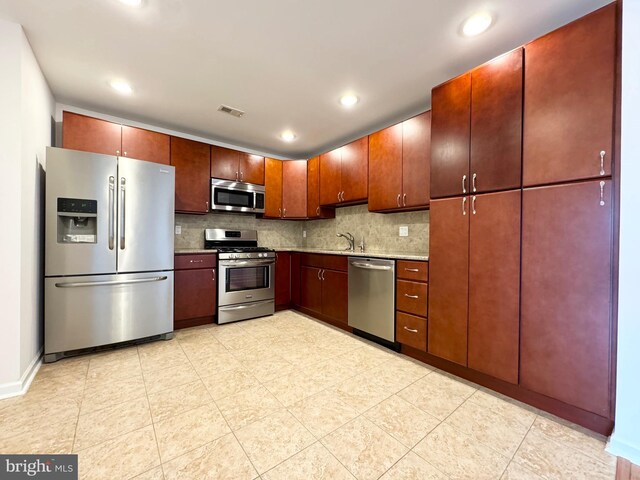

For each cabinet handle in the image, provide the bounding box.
[236,171,239,181]
[472,195,477,215]
[462,175,467,194]
[123,151,128,156]
[316,206,320,216]
[206,201,209,210]
[397,194,401,207]
[404,268,420,272]
[404,293,419,299]
[190,259,204,263]
[600,181,606,206]
[278,207,282,217]
[321,270,325,281]
[462,197,467,216]
[283,208,286,217]
[599,151,606,176]
[403,193,406,207]
[240,171,244,181]
[337,192,341,202]
[212,269,215,281]
[116,150,120,155]
[341,191,345,202]
[472,173,477,193]
[317,269,321,280]
[403,326,419,333]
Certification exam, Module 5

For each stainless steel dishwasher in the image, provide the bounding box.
[348,257,397,347]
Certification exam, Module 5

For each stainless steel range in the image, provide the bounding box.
[205,229,275,324]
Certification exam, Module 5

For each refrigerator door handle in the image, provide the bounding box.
[119,177,126,250]
[108,176,115,250]
[55,275,168,288]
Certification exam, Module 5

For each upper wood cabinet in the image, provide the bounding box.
[282,160,307,219]
[319,137,368,206]
[470,49,523,194]
[369,111,431,212]
[211,145,265,184]
[62,111,170,164]
[171,137,211,214]
[63,111,122,156]
[520,180,613,416]
[523,4,615,187]
[307,156,335,219]
[264,158,283,218]
[430,74,471,199]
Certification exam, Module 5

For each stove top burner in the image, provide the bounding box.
[216,247,274,253]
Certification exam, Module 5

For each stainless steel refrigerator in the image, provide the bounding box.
[44,147,175,362]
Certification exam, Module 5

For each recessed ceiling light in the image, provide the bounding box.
[118,0,143,6]
[462,12,493,37]
[340,94,359,107]
[280,130,296,142]
[110,80,133,95]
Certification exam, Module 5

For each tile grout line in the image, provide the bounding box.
[70,357,90,454]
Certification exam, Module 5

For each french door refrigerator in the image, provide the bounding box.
[44,147,175,362]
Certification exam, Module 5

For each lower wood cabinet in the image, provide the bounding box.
[396,312,427,351]
[520,180,613,416]
[174,254,216,329]
[300,254,348,326]
[396,260,429,351]
[275,252,291,309]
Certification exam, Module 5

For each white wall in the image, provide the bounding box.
[608,0,640,466]
[0,18,54,397]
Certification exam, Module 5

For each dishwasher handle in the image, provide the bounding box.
[350,261,393,271]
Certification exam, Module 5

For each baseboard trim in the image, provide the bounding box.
[608,434,640,466]
[0,348,43,400]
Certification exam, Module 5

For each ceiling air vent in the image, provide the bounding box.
[217,105,245,118]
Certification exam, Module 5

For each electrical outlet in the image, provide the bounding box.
[303,230,307,238]
[175,225,182,235]
[399,225,409,237]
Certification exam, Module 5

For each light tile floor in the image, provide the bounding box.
[0,310,617,480]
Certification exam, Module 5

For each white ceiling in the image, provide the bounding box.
[0,0,611,158]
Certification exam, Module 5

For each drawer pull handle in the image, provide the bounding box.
[403,326,419,333]
[404,268,420,272]
[404,294,419,299]
[190,260,204,263]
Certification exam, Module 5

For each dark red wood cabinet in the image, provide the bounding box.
[171,137,211,214]
[369,111,431,212]
[523,4,615,187]
[275,252,291,309]
[319,138,368,206]
[282,160,308,218]
[264,158,283,218]
[301,266,323,313]
[174,254,217,329]
[300,254,348,327]
[307,156,335,219]
[121,125,170,165]
[520,180,613,416]
[211,145,265,184]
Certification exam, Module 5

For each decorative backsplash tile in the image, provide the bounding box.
[175,204,429,255]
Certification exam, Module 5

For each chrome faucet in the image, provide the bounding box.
[359,236,365,253]
[337,232,355,252]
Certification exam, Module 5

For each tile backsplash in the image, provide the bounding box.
[302,205,429,255]
[176,205,430,255]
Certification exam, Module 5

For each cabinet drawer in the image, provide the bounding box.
[396,280,428,317]
[397,261,429,282]
[301,253,324,268]
[174,254,216,270]
[396,312,427,351]
[323,254,348,272]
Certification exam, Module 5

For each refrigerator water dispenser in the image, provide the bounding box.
[57,197,98,243]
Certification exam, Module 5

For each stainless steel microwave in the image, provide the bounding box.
[210,178,265,214]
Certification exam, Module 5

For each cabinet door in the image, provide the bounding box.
[468,190,521,384]
[121,126,170,165]
[171,137,211,214]
[402,111,431,208]
[291,253,302,307]
[428,196,469,366]
[471,49,523,193]
[322,269,348,324]
[307,156,321,218]
[264,158,283,218]
[368,124,403,211]
[282,160,307,218]
[301,266,322,313]
[319,148,342,206]
[239,153,265,185]
[523,4,615,186]
[341,137,368,203]
[275,252,291,308]
[174,268,216,322]
[520,180,612,416]
[430,74,471,199]
[211,145,239,181]
[62,111,122,156]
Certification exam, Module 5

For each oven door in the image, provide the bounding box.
[218,259,275,306]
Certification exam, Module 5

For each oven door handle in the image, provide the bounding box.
[219,300,274,311]
[220,260,276,267]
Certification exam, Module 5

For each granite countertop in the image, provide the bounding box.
[175,247,428,261]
